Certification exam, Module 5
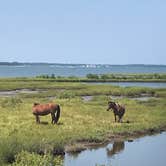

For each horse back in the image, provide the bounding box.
[32,103,58,115]
[116,104,125,115]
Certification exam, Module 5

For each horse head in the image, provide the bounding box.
[107,101,116,111]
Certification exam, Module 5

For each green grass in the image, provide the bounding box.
[1,77,166,98]
[0,97,166,165]
[11,151,63,166]
[0,79,166,165]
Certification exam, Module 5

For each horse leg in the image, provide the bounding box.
[37,116,40,123]
[118,116,120,123]
[118,115,123,123]
[51,112,56,124]
[114,114,117,122]
[35,115,40,123]
[51,113,53,124]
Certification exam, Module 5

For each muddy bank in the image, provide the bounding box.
[64,130,166,166]
[64,126,166,154]
[27,126,166,156]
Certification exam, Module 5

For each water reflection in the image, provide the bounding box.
[88,82,166,88]
[106,141,125,158]
[64,132,166,166]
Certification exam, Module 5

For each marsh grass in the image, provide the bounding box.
[0,78,163,99]
[0,96,166,165]
[11,151,63,166]
[0,79,166,165]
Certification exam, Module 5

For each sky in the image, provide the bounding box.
[0,0,166,64]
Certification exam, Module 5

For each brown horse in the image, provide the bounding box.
[107,101,125,122]
[32,103,60,124]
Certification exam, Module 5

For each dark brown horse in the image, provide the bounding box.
[107,101,125,122]
[32,103,60,124]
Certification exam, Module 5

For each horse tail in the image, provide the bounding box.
[54,104,61,123]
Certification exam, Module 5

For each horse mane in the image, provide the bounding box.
[108,101,116,106]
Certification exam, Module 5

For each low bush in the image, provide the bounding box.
[12,151,63,166]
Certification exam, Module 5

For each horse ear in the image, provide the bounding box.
[34,103,39,106]
[108,101,116,105]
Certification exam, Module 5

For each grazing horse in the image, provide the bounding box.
[32,103,60,124]
[107,101,125,122]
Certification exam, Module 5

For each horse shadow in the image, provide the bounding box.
[56,122,64,125]
[111,120,132,124]
[38,121,64,125]
[122,120,132,124]
[39,121,49,125]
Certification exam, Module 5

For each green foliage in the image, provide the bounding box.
[1,97,23,108]
[57,91,76,99]
[36,74,50,79]
[0,137,23,164]
[35,73,166,81]
[100,74,110,79]
[86,74,99,79]
[86,73,166,81]
[0,78,165,165]
[12,151,63,166]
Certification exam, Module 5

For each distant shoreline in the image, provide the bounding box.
[1,63,166,78]
[0,62,166,66]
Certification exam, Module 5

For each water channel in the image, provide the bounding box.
[88,82,166,88]
[64,132,166,166]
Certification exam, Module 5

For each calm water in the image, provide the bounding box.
[0,64,166,77]
[64,132,166,166]
[89,82,166,88]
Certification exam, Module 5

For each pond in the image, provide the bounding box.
[0,89,39,97]
[64,132,166,166]
[81,95,156,102]
[88,82,166,88]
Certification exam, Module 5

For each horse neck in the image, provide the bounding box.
[112,105,119,113]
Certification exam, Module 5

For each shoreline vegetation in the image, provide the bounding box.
[0,73,166,83]
[36,73,166,82]
[0,75,166,165]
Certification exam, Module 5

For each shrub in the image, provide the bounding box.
[12,151,63,166]
[100,74,110,79]
[86,74,99,79]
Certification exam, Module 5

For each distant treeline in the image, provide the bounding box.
[36,73,166,82]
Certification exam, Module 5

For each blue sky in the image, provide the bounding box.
[0,0,165,64]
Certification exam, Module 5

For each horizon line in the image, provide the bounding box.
[0,61,166,66]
